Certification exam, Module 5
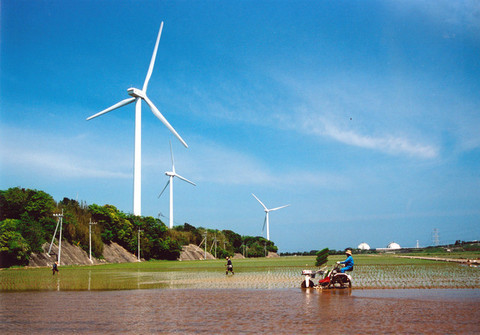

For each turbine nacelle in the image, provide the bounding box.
[127,87,146,99]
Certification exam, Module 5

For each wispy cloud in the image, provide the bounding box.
[1,145,131,179]
[305,117,439,159]
[395,0,480,32]
[173,138,348,189]
[0,125,131,180]
[267,71,442,159]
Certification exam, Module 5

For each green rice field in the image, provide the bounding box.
[1,254,479,291]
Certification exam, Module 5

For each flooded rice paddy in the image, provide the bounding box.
[1,262,479,291]
[1,259,479,333]
[1,288,479,334]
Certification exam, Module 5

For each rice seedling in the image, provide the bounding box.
[1,255,478,291]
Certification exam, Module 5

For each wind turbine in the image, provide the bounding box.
[159,142,196,228]
[86,22,188,216]
[252,193,290,241]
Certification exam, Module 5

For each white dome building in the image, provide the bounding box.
[357,242,371,250]
[387,242,401,249]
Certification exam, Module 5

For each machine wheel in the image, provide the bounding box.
[332,275,351,289]
[301,280,315,288]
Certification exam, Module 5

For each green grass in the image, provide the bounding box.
[1,254,478,291]
[403,251,480,260]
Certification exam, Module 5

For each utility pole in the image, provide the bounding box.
[433,228,440,246]
[89,219,97,262]
[138,229,143,261]
[209,233,217,259]
[204,231,207,260]
[50,210,64,265]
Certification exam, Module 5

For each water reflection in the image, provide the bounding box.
[88,270,91,291]
[1,289,479,334]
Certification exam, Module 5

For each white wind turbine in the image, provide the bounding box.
[159,142,196,228]
[86,22,188,216]
[252,194,290,241]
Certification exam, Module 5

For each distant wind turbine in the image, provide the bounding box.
[252,194,290,241]
[159,142,196,228]
[86,22,188,216]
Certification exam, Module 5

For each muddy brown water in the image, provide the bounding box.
[1,289,479,334]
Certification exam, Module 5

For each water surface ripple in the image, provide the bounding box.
[1,289,479,334]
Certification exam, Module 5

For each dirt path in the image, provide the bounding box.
[398,255,479,265]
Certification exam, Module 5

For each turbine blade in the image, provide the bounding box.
[86,97,136,120]
[175,173,196,186]
[262,215,266,232]
[143,95,188,148]
[143,22,163,92]
[270,204,290,212]
[252,193,267,210]
[158,180,170,198]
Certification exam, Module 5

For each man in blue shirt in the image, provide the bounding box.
[337,249,354,273]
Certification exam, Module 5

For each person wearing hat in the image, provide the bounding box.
[225,256,234,275]
[337,249,354,273]
[52,261,59,275]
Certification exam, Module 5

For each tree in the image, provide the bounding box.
[222,230,242,253]
[0,219,31,266]
[0,187,284,266]
[0,187,55,221]
[89,204,134,246]
[16,214,45,253]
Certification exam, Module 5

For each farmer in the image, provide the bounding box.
[52,261,59,275]
[337,249,354,273]
[225,256,234,275]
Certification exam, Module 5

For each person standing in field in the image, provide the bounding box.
[225,256,234,275]
[52,261,59,275]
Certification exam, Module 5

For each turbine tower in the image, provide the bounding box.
[86,22,188,216]
[159,142,196,228]
[252,193,290,241]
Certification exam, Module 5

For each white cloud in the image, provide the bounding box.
[1,144,131,179]
[0,125,131,180]
[171,138,348,189]
[404,0,480,32]
[269,72,442,159]
[319,121,439,159]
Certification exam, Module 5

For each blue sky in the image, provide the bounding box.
[1,1,479,252]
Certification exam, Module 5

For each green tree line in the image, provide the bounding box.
[0,187,277,267]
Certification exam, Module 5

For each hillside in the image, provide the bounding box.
[28,241,217,267]
[28,241,138,267]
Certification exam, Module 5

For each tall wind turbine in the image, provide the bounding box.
[86,22,188,216]
[159,142,196,228]
[252,194,290,241]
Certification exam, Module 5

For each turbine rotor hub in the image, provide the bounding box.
[127,87,146,99]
